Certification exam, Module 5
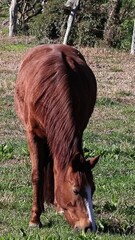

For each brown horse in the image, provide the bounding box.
[15,44,99,232]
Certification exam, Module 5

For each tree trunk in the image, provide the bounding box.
[41,0,48,13]
[63,0,80,45]
[131,20,135,55]
[104,0,121,47]
[9,0,17,37]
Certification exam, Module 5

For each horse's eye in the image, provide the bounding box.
[73,190,79,195]
[73,188,80,195]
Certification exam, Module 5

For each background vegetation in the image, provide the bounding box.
[0,0,135,50]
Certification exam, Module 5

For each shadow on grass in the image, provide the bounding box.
[42,220,54,228]
[96,203,135,236]
[97,221,134,235]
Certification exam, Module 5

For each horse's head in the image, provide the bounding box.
[54,155,99,232]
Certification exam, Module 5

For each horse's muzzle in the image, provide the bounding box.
[74,222,96,233]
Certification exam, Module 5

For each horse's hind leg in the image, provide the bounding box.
[27,131,47,227]
[43,155,54,205]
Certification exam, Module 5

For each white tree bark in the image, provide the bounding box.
[41,0,48,13]
[9,0,17,37]
[131,20,135,55]
[63,0,80,45]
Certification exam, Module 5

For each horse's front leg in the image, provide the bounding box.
[27,131,44,227]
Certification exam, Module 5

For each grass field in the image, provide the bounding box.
[0,36,135,240]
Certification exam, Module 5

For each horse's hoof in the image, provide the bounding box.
[29,221,42,228]
[57,209,64,214]
[54,200,64,214]
[55,206,64,214]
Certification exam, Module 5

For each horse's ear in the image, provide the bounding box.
[89,156,100,169]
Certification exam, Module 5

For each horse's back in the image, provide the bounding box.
[15,44,97,136]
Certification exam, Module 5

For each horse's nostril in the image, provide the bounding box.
[84,224,92,233]
[85,224,97,233]
[85,227,91,233]
[74,226,80,232]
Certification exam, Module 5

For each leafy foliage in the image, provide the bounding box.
[28,0,134,50]
[0,143,14,161]
[29,0,107,46]
[29,0,66,43]
[2,0,135,49]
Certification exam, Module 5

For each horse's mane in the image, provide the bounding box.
[21,45,96,169]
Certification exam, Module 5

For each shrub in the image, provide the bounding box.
[29,0,66,43]
[29,0,105,46]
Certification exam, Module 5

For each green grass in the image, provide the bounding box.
[0,39,135,239]
[0,43,31,52]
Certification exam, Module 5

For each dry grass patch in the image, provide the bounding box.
[81,47,135,102]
